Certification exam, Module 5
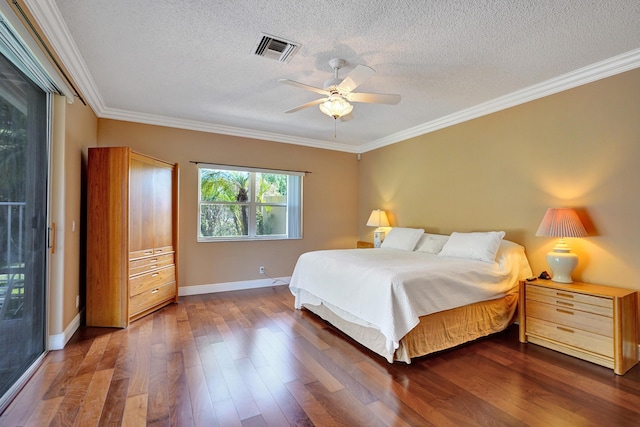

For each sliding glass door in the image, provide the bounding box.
[0,49,48,406]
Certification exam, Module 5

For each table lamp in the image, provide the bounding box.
[366,209,390,248]
[535,207,588,283]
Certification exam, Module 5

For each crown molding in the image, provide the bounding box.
[100,107,360,153]
[23,0,107,110]
[360,48,640,153]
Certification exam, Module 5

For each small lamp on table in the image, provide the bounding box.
[535,207,588,283]
[366,209,390,248]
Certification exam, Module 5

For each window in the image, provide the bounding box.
[198,164,303,241]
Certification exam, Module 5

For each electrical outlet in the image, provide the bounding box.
[259,266,265,274]
[75,295,80,308]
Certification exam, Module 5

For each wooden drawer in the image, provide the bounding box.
[526,317,613,358]
[153,245,173,256]
[526,287,612,317]
[129,265,175,297]
[129,247,155,260]
[129,245,174,261]
[129,281,176,316]
[527,285,612,311]
[129,253,174,276]
[526,300,612,337]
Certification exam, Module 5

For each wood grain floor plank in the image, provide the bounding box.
[146,343,170,426]
[23,396,63,427]
[0,357,64,426]
[234,358,290,426]
[167,351,195,427]
[127,332,152,398]
[97,377,129,427]
[273,330,344,393]
[254,364,313,426]
[213,316,247,360]
[211,342,260,420]
[122,393,148,427]
[367,399,415,427]
[194,335,231,403]
[184,364,218,427]
[212,398,243,427]
[274,311,331,350]
[244,327,298,384]
[284,380,344,427]
[74,368,115,427]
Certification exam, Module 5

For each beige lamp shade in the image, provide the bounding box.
[535,208,587,238]
[366,209,390,227]
[536,208,587,283]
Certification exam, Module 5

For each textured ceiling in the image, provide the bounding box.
[27,0,640,152]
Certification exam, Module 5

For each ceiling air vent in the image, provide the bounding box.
[253,33,300,63]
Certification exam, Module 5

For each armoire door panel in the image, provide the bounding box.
[129,154,156,255]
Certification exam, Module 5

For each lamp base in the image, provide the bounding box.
[546,248,578,284]
[373,230,385,248]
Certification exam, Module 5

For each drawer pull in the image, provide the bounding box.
[156,249,163,253]
[556,292,574,299]
[557,326,574,333]
[556,308,574,315]
[556,301,574,307]
[151,273,159,277]
[150,265,158,269]
[151,289,159,294]
[145,251,153,255]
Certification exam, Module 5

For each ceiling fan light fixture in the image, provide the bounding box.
[319,94,353,119]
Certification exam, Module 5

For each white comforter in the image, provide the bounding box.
[289,242,531,357]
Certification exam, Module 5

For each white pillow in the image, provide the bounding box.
[438,231,506,263]
[414,234,448,254]
[380,227,425,251]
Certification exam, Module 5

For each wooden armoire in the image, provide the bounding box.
[86,147,179,327]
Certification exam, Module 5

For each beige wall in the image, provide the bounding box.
[50,96,97,337]
[96,120,359,288]
[359,68,640,291]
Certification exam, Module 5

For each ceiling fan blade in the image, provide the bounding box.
[279,79,329,96]
[346,92,401,105]
[284,98,327,113]
[337,65,375,93]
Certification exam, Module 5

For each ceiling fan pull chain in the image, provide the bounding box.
[334,119,337,138]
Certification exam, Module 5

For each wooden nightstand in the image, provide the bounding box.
[356,241,374,248]
[519,280,638,375]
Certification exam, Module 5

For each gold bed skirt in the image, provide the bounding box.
[302,293,518,363]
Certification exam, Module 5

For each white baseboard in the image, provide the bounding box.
[178,276,291,296]
[48,308,84,350]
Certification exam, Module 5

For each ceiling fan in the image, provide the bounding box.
[279,58,401,120]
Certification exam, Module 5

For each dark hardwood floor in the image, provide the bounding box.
[2,284,640,426]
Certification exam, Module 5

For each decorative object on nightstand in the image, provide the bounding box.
[535,207,588,283]
[366,209,390,248]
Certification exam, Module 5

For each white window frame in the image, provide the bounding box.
[197,163,303,242]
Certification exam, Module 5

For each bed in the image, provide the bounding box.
[289,229,532,363]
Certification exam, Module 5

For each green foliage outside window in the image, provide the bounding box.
[199,168,289,239]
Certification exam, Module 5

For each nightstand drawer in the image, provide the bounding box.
[526,300,612,337]
[526,287,612,317]
[526,317,613,358]
[527,285,612,311]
